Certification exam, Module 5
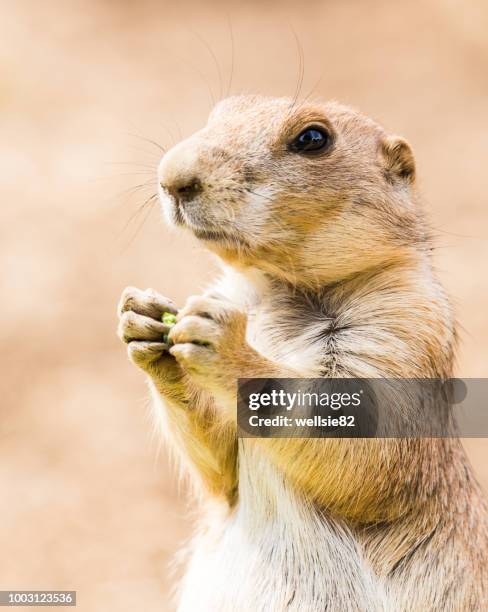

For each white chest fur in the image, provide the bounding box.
[175,268,390,611]
[213,265,326,376]
[178,442,388,612]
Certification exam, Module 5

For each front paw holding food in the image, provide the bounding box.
[168,295,249,395]
[117,286,182,384]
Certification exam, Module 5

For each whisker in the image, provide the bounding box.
[125,143,163,159]
[104,161,157,170]
[226,15,235,98]
[111,180,158,204]
[289,25,305,113]
[165,45,216,109]
[296,73,323,110]
[173,120,183,141]
[120,192,159,236]
[91,172,155,186]
[120,196,159,251]
[128,132,167,154]
[103,171,156,180]
[191,28,224,101]
[124,179,157,192]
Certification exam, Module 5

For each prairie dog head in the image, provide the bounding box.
[158,95,424,286]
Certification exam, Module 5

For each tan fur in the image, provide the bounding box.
[117,96,488,611]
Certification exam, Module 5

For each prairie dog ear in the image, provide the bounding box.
[380,135,415,183]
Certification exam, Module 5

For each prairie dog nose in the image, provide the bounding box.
[159,137,203,204]
[163,177,202,203]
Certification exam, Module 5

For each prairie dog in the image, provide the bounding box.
[117,96,488,611]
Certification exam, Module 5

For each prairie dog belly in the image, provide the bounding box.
[177,443,388,612]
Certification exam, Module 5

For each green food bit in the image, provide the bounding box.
[161,311,177,345]
[162,312,177,326]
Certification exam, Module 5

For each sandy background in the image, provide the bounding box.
[1,1,487,610]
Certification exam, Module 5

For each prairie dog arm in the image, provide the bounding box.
[118,287,237,504]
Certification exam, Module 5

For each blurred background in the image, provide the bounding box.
[1,1,487,610]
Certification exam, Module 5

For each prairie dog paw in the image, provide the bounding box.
[117,286,178,372]
[168,295,247,391]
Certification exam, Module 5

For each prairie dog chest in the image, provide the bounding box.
[215,266,327,375]
[246,296,326,376]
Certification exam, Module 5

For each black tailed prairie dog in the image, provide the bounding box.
[117,96,488,611]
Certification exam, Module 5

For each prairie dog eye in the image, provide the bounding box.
[289,126,331,154]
